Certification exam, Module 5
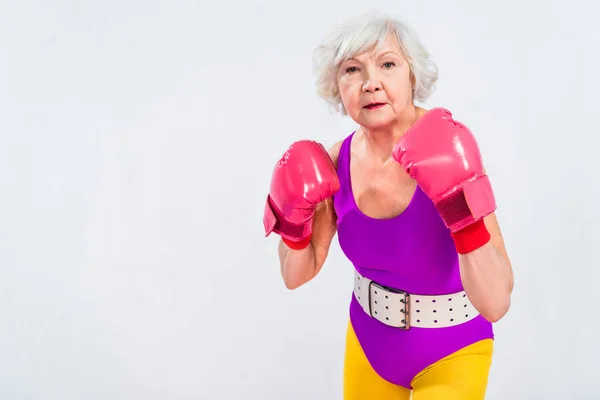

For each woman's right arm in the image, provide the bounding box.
[278,141,342,290]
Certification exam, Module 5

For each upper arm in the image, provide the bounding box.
[311,140,343,275]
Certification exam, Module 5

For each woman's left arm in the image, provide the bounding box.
[454,212,514,323]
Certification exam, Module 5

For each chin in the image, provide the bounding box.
[359,116,396,130]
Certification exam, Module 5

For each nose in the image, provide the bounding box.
[362,78,382,93]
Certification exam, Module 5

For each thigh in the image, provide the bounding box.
[343,320,410,400]
[411,339,494,400]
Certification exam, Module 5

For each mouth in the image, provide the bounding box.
[363,102,386,109]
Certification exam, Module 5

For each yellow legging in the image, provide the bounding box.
[343,321,494,399]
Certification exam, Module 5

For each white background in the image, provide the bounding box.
[1,1,599,399]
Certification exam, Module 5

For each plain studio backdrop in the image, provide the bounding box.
[1,0,599,399]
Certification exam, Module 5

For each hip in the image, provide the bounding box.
[347,291,494,387]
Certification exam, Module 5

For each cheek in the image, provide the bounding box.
[386,76,413,102]
[339,80,363,105]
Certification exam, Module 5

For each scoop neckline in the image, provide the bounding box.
[346,131,420,222]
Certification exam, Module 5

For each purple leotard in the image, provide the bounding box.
[333,131,494,389]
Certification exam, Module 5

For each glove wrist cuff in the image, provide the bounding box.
[263,195,313,242]
[434,174,497,232]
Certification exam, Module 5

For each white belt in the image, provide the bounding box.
[353,269,479,329]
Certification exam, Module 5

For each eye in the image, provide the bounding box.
[345,66,358,73]
[382,61,396,69]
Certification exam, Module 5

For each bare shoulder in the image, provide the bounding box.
[312,138,343,223]
[327,139,344,168]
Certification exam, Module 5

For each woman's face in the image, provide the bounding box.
[337,33,414,130]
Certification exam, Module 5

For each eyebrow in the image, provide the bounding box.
[376,51,400,58]
[343,50,400,64]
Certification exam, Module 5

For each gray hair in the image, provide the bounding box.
[312,9,438,115]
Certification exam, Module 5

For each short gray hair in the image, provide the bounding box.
[312,9,438,115]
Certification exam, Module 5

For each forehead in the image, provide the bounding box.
[346,34,404,62]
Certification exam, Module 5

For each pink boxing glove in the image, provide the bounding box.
[392,108,496,253]
[263,140,340,250]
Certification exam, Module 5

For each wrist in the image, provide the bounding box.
[450,219,490,254]
[282,236,312,250]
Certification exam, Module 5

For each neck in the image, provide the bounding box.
[359,105,419,162]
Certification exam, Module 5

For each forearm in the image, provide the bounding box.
[458,241,513,322]
[450,218,513,323]
[278,239,317,290]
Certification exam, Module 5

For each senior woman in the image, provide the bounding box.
[263,10,514,400]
